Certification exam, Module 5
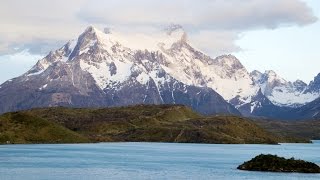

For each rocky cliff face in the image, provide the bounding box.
[1,25,319,120]
[0,26,239,116]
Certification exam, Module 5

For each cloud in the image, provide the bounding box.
[189,30,242,57]
[78,0,317,30]
[0,0,317,56]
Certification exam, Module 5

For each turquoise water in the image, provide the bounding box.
[0,142,320,180]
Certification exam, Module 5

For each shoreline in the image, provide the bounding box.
[1,141,316,146]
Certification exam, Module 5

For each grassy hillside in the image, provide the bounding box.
[21,105,280,144]
[0,112,89,144]
[0,104,309,144]
[255,119,320,142]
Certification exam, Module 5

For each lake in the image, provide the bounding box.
[0,141,319,180]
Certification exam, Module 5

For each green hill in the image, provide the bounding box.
[255,119,320,142]
[0,112,89,144]
[0,105,306,144]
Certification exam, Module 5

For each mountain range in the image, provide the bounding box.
[0,25,319,120]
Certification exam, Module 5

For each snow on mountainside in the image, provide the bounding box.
[0,25,240,116]
[1,25,319,119]
[25,26,189,90]
[27,25,259,108]
[250,70,319,107]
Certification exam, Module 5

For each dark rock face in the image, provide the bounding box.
[4,26,320,120]
[0,65,239,116]
[235,89,292,119]
[0,27,239,116]
[308,73,320,93]
[238,154,320,173]
[292,97,320,120]
[293,80,308,92]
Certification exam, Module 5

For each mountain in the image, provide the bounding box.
[250,70,319,107]
[307,73,320,93]
[0,25,319,120]
[292,97,320,120]
[0,26,239,116]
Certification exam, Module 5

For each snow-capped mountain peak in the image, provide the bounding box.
[164,24,184,35]
[26,26,259,108]
[213,55,245,70]
[264,70,287,84]
[251,70,319,107]
[2,25,320,119]
[308,73,320,93]
[0,25,241,116]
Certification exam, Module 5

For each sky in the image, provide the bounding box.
[0,0,319,84]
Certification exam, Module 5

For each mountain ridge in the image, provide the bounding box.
[0,25,319,120]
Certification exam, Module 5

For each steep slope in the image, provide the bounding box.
[1,25,319,120]
[251,70,319,107]
[292,97,320,120]
[306,73,320,94]
[236,89,292,119]
[0,26,239,116]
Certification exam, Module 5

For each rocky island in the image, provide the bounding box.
[238,154,320,173]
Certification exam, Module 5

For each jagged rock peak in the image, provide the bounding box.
[103,27,112,34]
[214,54,245,69]
[251,70,263,76]
[293,79,307,87]
[83,25,100,33]
[250,70,263,83]
[165,24,184,35]
[260,70,287,84]
[310,73,320,85]
[308,73,320,92]
[163,24,187,43]
[265,70,277,77]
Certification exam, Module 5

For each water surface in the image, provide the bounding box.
[0,141,319,179]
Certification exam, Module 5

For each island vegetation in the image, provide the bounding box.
[238,154,320,173]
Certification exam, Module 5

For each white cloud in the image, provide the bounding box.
[0,0,317,56]
[79,0,317,29]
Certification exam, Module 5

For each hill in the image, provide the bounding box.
[0,105,285,144]
[255,119,320,141]
[0,112,89,144]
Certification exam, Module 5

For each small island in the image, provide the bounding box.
[238,154,320,173]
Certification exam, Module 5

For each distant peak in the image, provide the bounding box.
[214,54,245,69]
[265,70,277,76]
[216,54,238,60]
[309,73,320,86]
[250,70,263,83]
[84,25,97,33]
[164,24,184,35]
[314,73,320,80]
[103,27,112,34]
[251,70,262,75]
[293,79,307,86]
[81,26,106,37]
